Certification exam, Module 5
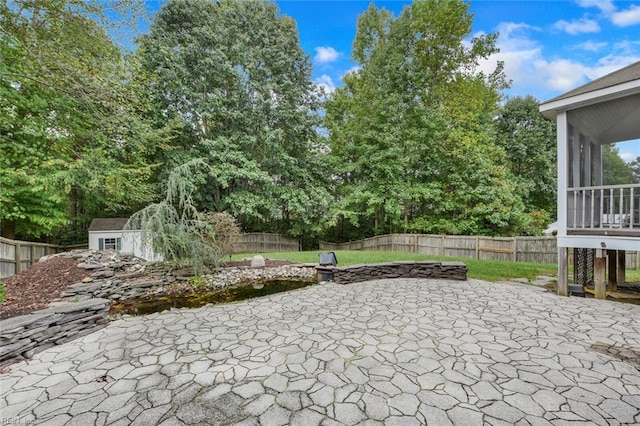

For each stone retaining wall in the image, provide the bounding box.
[1,250,315,367]
[332,261,467,284]
[0,299,109,368]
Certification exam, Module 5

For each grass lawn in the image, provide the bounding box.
[232,250,558,282]
[627,269,640,283]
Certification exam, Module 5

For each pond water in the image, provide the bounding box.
[109,279,315,316]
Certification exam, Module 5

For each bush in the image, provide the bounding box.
[199,212,241,258]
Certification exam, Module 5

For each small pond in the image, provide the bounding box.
[109,279,315,316]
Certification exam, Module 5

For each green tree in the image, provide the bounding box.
[127,160,228,273]
[139,0,330,238]
[325,0,525,238]
[495,96,557,226]
[602,144,635,185]
[1,0,157,241]
[630,156,640,183]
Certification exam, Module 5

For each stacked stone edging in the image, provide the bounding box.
[60,263,315,302]
[332,260,467,284]
[0,298,109,368]
[1,251,315,367]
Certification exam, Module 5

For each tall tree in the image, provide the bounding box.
[139,0,330,237]
[1,0,157,241]
[325,0,526,238]
[495,96,557,218]
[602,144,635,185]
[630,156,640,183]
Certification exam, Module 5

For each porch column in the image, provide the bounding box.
[617,250,626,287]
[594,248,607,300]
[558,247,568,297]
[607,250,618,292]
[557,112,568,236]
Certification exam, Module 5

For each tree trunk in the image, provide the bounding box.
[1,220,16,239]
[404,208,408,233]
[71,185,79,228]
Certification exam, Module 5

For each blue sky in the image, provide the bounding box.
[139,0,640,160]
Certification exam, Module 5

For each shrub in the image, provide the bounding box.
[199,212,241,258]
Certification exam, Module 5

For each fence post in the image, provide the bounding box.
[440,235,445,256]
[512,238,517,262]
[15,242,22,274]
[475,237,479,260]
[414,234,418,253]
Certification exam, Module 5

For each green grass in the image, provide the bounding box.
[627,269,640,283]
[232,250,558,282]
[0,281,4,303]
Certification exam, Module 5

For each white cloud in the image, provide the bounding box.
[576,0,616,14]
[620,151,636,162]
[476,21,640,99]
[341,66,362,78]
[314,74,336,94]
[575,40,608,52]
[577,0,640,27]
[611,4,640,27]
[533,59,592,91]
[553,17,600,34]
[314,46,340,64]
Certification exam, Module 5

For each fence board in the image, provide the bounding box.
[445,236,477,259]
[0,237,73,279]
[1,233,299,278]
[516,237,557,264]
[232,233,300,254]
[416,235,444,256]
[319,234,638,269]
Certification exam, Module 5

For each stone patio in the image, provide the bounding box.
[1,278,640,425]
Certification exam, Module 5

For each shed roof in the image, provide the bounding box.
[88,218,130,232]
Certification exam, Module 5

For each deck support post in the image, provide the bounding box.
[607,250,618,292]
[558,247,568,297]
[594,248,607,300]
[617,250,626,288]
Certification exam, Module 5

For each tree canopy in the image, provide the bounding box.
[0,0,155,241]
[138,0,331,238]
[494,96,557,233]
[8,0,635,246]
[325,0,526,238]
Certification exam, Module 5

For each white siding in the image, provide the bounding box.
[88,230,162,261]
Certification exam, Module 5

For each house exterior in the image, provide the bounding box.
[540,60,640,299]
[88,218,159,261]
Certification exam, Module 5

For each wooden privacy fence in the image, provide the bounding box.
[0,237,85,279]
[319,233,640,268]
[233,233,300,254]
[1,233,299,279]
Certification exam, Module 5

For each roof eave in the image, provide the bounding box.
[539,79,640,119]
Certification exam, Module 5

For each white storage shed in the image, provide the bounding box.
[88,218,159,261]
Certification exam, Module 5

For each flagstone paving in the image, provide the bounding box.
[2,278,640,425]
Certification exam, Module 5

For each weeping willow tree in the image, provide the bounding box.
[126,159,225,273]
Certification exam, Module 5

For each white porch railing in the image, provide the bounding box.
[567,184,640,234]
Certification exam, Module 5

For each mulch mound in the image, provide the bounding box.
[0,257,89,320]
[0,257,297,320]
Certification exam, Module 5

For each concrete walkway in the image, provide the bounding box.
[2,279,640,425]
